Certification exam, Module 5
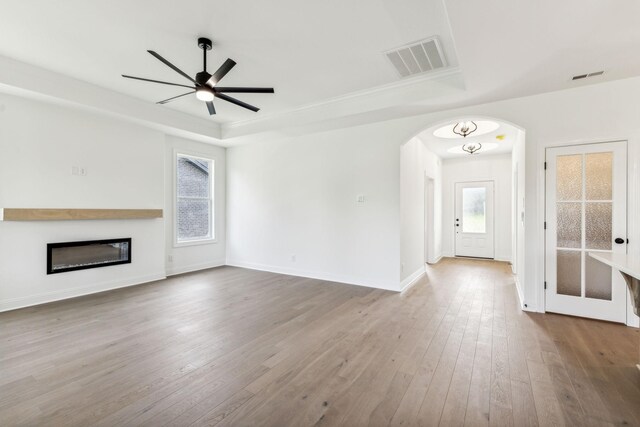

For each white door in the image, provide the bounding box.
[545,141,627,323]
[455,181,495,258]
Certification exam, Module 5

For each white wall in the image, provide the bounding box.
[164,136,226,275]
[0,93,226,311]
[441,153,512,261]
[511,130,526,305]
[400,137,442,288]
[226,122,401,290]
[226,76,640,320]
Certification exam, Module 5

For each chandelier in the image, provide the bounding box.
[452,121,478,138]
[461,141,482,155]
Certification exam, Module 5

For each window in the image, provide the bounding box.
[176,153,214,243]
[462,187,486,233]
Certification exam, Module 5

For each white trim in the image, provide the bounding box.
[0,273,166,313]
[514,277,528,311]
[400,266,426,292]
[224,67,461,130]
[166,259,226,276]
[429,254,443,265]
[225,260,400,292]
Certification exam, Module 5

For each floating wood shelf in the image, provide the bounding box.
[0,208,163,221]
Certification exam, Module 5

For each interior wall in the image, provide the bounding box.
[399,137,442,288]
[0,93,226,311]
[226,122,402,290]
[226,76,640,318]
[511,129,526,305]
[164,136,226,275]
[441,153,512,261]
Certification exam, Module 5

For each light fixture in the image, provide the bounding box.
[447,142,498,155]
[461,141,482,154]
[196,87,214,102]
[433,120,499,139]
[453,121,478,138]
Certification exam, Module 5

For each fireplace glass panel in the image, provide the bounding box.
[47,238,131,274]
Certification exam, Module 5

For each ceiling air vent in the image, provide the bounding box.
[572,70,604,80]
[385,37,447,78]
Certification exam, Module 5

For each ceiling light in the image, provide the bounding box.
[196,87,214,102]
[461,141,482,154]
[433,120,499,139]
[453,121,477,138]
[447,142,498,155]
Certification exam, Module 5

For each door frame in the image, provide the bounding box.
[454,180,496,259]
[540,138,639,327]
[424,176,436,264]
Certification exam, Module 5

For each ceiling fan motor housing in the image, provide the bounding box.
[196,71,212,86]
[197,37,212,51]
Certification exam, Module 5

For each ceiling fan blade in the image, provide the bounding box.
[213,87,274,93]
[206,101,216,115]
[122,75,195,89]
[147,50,197,85]
[157,91,195,105]
[214,92,259,112]
[207,58,236,86]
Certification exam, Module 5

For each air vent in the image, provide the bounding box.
[385,38,447,78]
[572,70,604,81]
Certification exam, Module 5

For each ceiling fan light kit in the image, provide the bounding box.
[122,37,274,116]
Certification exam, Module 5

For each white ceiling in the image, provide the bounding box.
[0,0,457,124]
[1,0,640,138]
[418,120,518,159]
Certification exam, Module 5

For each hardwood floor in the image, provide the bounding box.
[1,258,639,426]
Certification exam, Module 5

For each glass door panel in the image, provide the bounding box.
[545,142,627,323]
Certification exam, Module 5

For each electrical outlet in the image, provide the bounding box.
[356,194,365,204]
[168,255,173,262]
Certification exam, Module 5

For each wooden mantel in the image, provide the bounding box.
[0,208,163,221]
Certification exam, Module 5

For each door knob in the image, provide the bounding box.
[614,237,625,244]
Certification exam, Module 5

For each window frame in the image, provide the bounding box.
[173,150,216,247]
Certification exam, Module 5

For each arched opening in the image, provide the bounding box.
[400,116,526,296]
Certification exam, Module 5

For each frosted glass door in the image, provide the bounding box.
[545,141,627,323]
[455,181,494,258]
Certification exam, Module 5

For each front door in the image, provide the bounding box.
[545,141,627,323]
[455,181,495,258]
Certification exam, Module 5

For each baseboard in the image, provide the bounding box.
[166,258,226,276]
[514,276,527,311]
[427,254,443,265]
[225,259,399,292]
[400,266,426,292]
[0,273,166,313]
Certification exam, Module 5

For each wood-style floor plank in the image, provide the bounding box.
[1,258,639,426]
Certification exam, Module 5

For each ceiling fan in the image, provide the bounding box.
[122,37,274,115]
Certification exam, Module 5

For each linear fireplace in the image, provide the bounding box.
[47,238,131,274]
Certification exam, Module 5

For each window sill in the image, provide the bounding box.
[174,238,217,248]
